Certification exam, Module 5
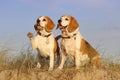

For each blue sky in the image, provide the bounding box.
[0,0,120,54]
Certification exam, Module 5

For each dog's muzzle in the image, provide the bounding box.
[57,19,67,30]
[34,19,44,31]
[34,23,44,31]
[57,24,67,30]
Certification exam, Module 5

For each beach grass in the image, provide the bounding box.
[0,45,120,80]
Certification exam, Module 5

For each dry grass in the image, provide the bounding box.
[0,45,120,80]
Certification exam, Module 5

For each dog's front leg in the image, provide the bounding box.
[75,50,81,70]
[58,51,66,70]
[36,53,41,68]
[49,53,54,71]
[27,32,36,50]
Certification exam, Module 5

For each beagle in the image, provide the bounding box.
[57,15,101,70]
[27,16,60,71]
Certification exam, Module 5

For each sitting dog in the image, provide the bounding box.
[56,15,101,70]
[27,16,60,71]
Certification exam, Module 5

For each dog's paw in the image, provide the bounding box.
[27,32,33,38]
[48,67,53,71]
[58,66,63,70]
[36,62,41,68]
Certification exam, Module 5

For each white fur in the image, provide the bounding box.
[30,34,55,70]
[38,16,47,27]
[28,16,56,71]
[58,16,90,70]
[59,31,90,69]
[60,16,70,26]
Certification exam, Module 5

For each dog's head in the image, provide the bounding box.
[57,15,79,33]
[34,16,55,33]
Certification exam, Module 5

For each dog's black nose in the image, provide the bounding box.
[58,19,61,23]
[37,19,40,23]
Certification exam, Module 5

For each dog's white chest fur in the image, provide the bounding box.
[61,38,76,56]
[35,35,54,57]
[61,32,81,56]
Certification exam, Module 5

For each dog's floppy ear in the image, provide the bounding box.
[67,16,79,32]
[45,16,55,32]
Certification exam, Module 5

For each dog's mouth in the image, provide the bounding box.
[34,23,44,31]
[57,24,67,30]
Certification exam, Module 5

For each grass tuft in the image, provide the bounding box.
[0,44,120,80]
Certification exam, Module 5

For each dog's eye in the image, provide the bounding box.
[65,18,69,21]
[43,19,46,21]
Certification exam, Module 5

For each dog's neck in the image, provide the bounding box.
[61,28,79,39]
[37,30,52,38]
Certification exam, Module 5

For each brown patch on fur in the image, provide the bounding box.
[45,16,55,32]
[67,16,79,32]
[54,39,60,64]
[92,56,101,68]
[53,39,57,54]
[80,39,99,58]
[80,39,101,68]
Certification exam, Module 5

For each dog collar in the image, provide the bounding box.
[62,33,77,39]
[37,32,51,38]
